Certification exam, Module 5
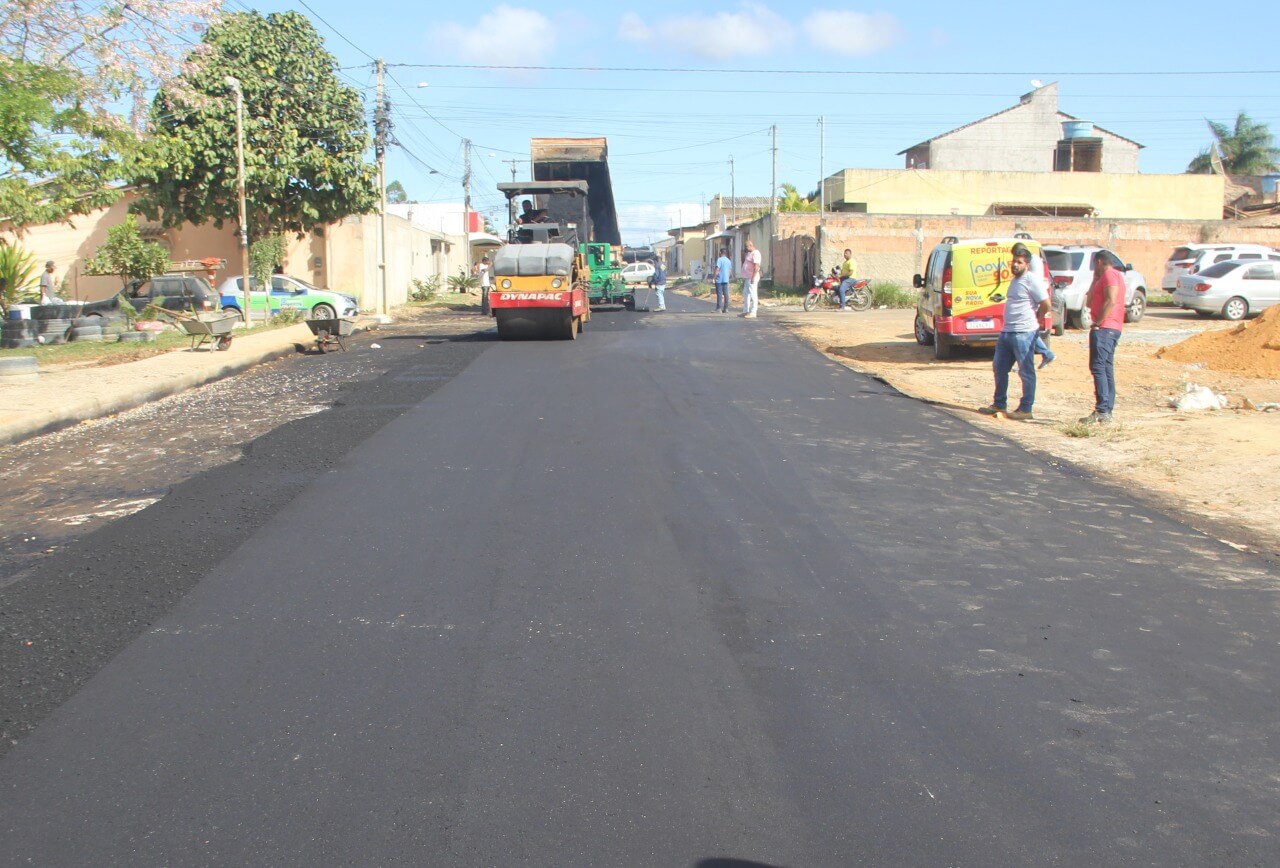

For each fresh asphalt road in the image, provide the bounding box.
[2,294,1279,866]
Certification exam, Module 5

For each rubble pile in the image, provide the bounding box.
[1158,305,1280,379]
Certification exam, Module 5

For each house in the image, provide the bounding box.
[819,84,1222,221]
[898,83,1141,174]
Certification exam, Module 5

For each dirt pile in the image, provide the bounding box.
[1158,305,1280,379]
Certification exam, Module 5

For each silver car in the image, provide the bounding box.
[1173,259,1280,320]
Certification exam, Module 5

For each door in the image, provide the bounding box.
[1242,262,1280,310]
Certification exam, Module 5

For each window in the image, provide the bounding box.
[1199,262,1239,278]
[1168,247,1194,261]
[1245,264,1275,280]
[1105,252,1124,270]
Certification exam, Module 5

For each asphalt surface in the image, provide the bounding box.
[2,294,1279,865]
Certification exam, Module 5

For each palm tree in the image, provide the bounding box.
[778,182,819,212]
[1187,112,1280,175]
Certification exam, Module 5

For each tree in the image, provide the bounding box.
[84,214,170,289]
[1,0,223,126]
[0,59,134,228]
[1187,112,1280,175]
[386,180,408,204]
[778,182,819,212]
[131,11,377,239]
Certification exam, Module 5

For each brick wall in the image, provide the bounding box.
[768,213,1280,292]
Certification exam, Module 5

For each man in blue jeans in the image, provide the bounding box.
[980,242,1050,421]
[1080,251,1126,423]
[714,247,732,313]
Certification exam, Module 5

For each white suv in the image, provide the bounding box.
[1162,243,1278,291]
[1043,245,1147,331]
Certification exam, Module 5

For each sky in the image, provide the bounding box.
[250,0,1280,245]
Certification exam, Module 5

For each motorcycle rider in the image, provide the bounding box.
[837,247,858,310]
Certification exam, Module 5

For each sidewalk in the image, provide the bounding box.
[0,322,321,446]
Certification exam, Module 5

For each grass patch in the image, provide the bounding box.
[1147,292,1175,307]
[1060,419,1126,439]
[870,281,915,308]
[0,317,298,368]
[768,284,806,300]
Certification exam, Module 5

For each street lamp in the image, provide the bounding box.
[225,76,252,323]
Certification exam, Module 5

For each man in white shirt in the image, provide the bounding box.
[739,239,761,318]
[39,261,61,304]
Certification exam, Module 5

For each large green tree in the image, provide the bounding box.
[131,11,376,237]
[1187,112,1280,175]
[0,59,134,227]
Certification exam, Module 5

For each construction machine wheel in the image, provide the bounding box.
[496,309,573,341]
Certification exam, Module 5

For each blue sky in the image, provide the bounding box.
[253,1,1280,244]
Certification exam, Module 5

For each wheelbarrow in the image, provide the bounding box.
[176,312,239,351]
[306,317,356,353]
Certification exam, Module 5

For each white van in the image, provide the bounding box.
[1163,243,1279,290]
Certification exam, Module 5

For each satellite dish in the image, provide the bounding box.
[1030,79,1044,88]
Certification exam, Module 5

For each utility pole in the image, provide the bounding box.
[818,115,826,225]
[374,58,390,318]
[770,125,779,223]
[463,138,478,311]
[502,157,520,227]
[226,76,251,323]
[729,155,736,224]
[770,125,779,281]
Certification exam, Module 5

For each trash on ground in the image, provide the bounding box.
[1169,383,1228,412]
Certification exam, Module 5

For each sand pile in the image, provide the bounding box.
[1158,305,1280,379]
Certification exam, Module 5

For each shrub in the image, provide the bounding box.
[447,268,479,293]
[870,281,915,308]
[84,215,169,289]
[0,243,38,314]
[409,275,441,301]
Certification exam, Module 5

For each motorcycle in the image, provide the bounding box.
[804,268,872,312]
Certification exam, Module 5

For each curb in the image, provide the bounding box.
[0,334,314,447]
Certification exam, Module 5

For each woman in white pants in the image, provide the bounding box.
[740,239,761,318]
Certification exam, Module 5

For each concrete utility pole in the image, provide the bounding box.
[375,58,390,318]
[770,125,778,222]
[463,139,479,311]
[770,124,778,281]
[818,115,826,225]
[502,158,520,227]
[729,155,736,224]
[225,76,251,323]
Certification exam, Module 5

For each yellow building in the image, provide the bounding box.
[823,167,1224,221]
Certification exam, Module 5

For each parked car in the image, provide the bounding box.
[217,274,359,320]
[124,274,221,314]
[620,261,656,286]
[1162,243,1279,291]
[1042,245,1147,331]
[913,234,1051,360]
[1172,259,1280,320]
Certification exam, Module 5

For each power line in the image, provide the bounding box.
[390,63,1280,77]
[295,0,377,62]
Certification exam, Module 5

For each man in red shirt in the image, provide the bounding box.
[1081,252,1127,423]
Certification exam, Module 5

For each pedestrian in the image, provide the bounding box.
[648,257,667,311]
[477,256,492,294]
[739,238,761,318]
[837,247,858,310]
[39,260,60,304]
[714,247,732,313]
[1080,251,1126,423]
[979,242,1050,421]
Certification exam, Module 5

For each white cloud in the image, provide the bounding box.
[623,3,794,60]
[439,6,557,65]
[618,11,651,44]
[802,10,904,56]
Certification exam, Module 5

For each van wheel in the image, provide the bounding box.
[1071,305,1093,330]
[914,315,934,345]
[933,333,953,360]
